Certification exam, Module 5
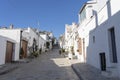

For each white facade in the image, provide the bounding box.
[53,38,57,45]
[22,27,39,55]
[38,35,46,52]
[59,34,65,49]
[0,36,16,65]
[0,29,21,61]
[40,34,48,41]
[0,26,55,65]
[23,27,47,54]
[23,28,54,54]
[48,32,54,49]
[0,36,6,65]
[65,23,80,59]
[40,31,54,50]
[78,0,120,78]
[65,24,72,52]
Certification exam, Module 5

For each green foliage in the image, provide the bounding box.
[61,48,65,53]
[31,51,39,57]
[46,42,50,48]
[59,48,65,53]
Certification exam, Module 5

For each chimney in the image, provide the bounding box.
[10,24,14,29]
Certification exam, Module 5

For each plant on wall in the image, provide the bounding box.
[46,42,50,49]
[29,38,39,58]
[20,47,24,59]
[32,38,38,52]
[70,46,74,54]
[77,49,79,52]
[31,51,39,57]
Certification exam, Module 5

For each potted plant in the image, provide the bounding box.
[77,49,79,52]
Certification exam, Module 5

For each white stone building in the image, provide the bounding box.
[65,24,72,52]
[48,32,54,49]
[77,0,120,78]
[0,28,23,62]
[39,31,54,50]
[54,38,58,45]
[0,27,42,63]
[59,34,65,49]
[65,23,80,59]
[22,27,46,54]
[0,25,54,65]
[22,27,39,55]
[38,34,46,53]
[0,36,16,65]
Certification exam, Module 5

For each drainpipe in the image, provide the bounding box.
[19,30,23,59]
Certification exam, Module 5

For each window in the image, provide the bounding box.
[80,8,86,22]
[93,36,95,43]
[108,27,117,63]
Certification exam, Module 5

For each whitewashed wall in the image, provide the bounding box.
[40,34,47,41]
[38,36,46,52]
[0,36,16,65]
[0,29,21,61]
[0,36,6,65]
[78,0,120,77]
[22,27,40,55]
[40,34,52,50]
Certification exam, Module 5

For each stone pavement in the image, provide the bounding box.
[0,48,80,80]
[2,46,120,80]
[70,59,120,80]
[0,63,19,75]
[0,58,32,75]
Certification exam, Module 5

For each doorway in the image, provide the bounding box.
[99,53,106,71]
[21,40,28,58]
[5,41,14,63]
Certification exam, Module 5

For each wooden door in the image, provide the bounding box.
[5,41,13,63]
[77,38,82,54]
[21,40,28,58]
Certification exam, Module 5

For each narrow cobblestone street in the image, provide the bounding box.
[0,47,79,80]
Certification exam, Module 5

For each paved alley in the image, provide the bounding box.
[0,47,79,80]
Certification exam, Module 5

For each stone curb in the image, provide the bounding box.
[0,66,18,75]
[0,59,31,75]
[71,63,120,80]
[71,64,83,80]
[71,63,106,80]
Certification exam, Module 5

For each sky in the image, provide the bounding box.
[0,0,88,38]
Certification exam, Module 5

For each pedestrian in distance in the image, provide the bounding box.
[59,49,61,55]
